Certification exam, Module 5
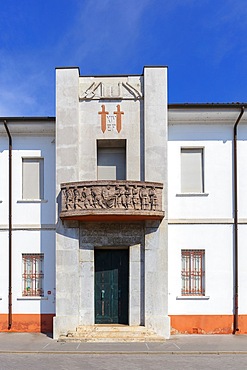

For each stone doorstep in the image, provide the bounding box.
[58,325,166,343]
[76,325,152,332]
[58,336,165,343]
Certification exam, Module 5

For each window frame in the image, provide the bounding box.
[181,249,205,296]
[97,139,126,180]
[22,253,44,297]
[22,157,44,200]
[180,147,205,194]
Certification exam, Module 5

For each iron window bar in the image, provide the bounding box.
[22,254,44,297]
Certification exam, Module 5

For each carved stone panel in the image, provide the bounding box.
[79,79,143,100]
[60,181,164,221]
[80,223,143,248]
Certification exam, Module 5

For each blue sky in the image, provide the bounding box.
[0,0,247,116]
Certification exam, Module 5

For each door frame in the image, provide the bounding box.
[94,247,129,325]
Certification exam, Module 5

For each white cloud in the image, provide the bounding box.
[0,47,54,116]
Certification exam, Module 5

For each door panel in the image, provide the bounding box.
[95,249,129,324]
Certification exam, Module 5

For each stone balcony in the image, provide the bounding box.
[59,180,164,222]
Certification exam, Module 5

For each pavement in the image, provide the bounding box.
[0,333,247,355]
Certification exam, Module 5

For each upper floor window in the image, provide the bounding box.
[181,249,205,296]
[97,140,126,180]
[22,158,44,200]
[181,148,204,193]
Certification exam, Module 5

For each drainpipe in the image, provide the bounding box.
[3,120,12,330]
[233,106,245,334]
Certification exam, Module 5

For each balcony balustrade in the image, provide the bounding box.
[59,181,164,222]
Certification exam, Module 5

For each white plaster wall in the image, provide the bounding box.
[0,135,55,226]
[0,232,8,312]
[0,224,55,315]
[238,225,247,314]
[168,115,247,317]
[12,230,55,314]
[0,146,8,224]
[235,124,247,316]
[168,123,233,220]
[237,123,247,219]
[0,129,56,316]
[168,224,233,315]
[12,136,55,226]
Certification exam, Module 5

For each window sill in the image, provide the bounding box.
[176,296,210,300]
[176,193,209,197]
[17,199,48,204]
[17,296,48,301]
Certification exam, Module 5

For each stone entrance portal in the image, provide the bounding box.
[54,67,170,340]
[95,249,129,324]
[78,222,143,329]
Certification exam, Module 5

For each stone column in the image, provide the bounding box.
[143,66,170,338]
[54,68,80,338]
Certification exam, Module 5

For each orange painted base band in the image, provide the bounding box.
[170,315,247,334]
[0,314,54,333]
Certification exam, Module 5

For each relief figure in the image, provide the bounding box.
[65,188,74,210]
[149,186,157,211]
[124,184,133,209]
[102,185,115,208]
[140,185,149,210]
[82,187,93,209]
[91,187,105,208]
[74,187,83,209]
[132,185,140,210]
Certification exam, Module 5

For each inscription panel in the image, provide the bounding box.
[80,222,143,248]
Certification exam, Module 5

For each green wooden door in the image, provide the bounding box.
[95,249,129,324]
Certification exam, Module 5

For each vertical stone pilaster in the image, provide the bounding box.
[129,244,143,325]
[54,68,80,339]
[143,67,170,338]
[79,246,94,325]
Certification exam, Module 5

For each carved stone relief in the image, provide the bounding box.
[79,81,142,100]
[61,182,162,213]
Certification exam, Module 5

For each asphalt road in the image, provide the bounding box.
[0,354,247,370]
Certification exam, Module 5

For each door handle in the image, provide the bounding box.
[101,290,105,299]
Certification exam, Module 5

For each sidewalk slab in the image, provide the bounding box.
[0,333,247,354]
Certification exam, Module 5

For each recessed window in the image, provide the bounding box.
[181,249,205,296]
[22,254,44,297]
[22,158,44,199]
[97,140,126,180]
[181,148,204,193]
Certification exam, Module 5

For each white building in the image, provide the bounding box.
[0,67,246,338]
[0,118,56,332]
[168,105,247,334]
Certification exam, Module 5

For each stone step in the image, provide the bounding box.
[58,325,166,343]
[58,336,165,343]
[75,325,153,333]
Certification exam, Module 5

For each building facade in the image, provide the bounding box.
[0,118,55,332]
[0,66,247,337]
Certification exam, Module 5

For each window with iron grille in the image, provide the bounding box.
[22,254,44,297]
[181,250,205,296]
